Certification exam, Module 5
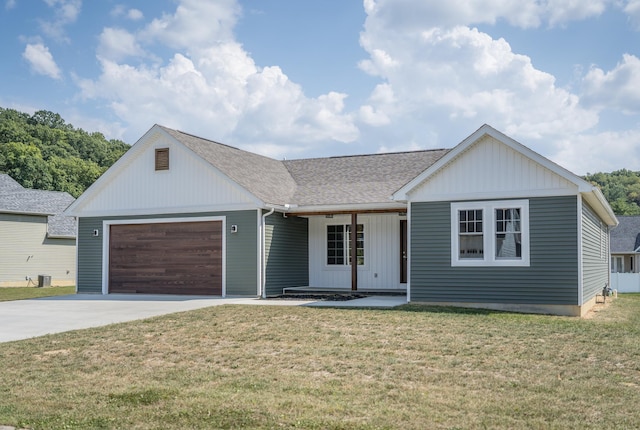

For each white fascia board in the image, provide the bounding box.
[581,189,618,227]
[392,124,597,201]
[288,201,407,214]
[69,202,261,218]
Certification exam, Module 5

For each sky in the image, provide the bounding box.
[1,0,640,175]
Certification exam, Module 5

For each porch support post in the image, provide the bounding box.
[351,212,357,291]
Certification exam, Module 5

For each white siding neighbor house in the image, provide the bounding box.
[0,174,76,286]
[610,216,640,293]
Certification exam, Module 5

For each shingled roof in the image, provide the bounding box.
[0,174,76,238]
[610,216,640,254]
[160,126,449,209]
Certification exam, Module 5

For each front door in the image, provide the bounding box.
[400,220,408,283]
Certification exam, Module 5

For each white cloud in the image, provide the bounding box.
[127,8,143,21]
[5,0,16,10]
[40,0,82,42]
[78,46,358,152]
[624,0,640,28]
[111,5,144,21]
[140,0,240,49]
[553,130,640,175]
[582,54,640,114]
[361,0,609,31]
[97,27,146,62]
[22,43,62,79]
[360,19,598,141]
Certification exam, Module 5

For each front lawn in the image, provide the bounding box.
[0,295,639,429]
[0,285,75,302]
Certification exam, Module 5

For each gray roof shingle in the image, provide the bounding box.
[161,126,449,208]
[0,174,76,238]
[610,216,640,254]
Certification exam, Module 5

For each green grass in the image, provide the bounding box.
[0,285,75,302]
[0,295,639,429]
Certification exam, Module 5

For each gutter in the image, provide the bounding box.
[261,207,276,299]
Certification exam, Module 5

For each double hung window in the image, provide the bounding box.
[451,200,529,267]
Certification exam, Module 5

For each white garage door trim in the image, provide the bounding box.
[102,216,226,296]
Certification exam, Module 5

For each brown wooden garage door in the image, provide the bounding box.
[109,221,223,295]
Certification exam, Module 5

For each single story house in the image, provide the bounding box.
[0,174,76,286]
[610,216,640,293]
[64,124,618,316]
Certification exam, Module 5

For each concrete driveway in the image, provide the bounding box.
[0,294,300,343]
[0,294,406,343]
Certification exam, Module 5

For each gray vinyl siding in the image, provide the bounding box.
[77,217,103,293]
[581,201,609,302]
[410,196,579,305]
[264,212,308,296]
[77,210,259,295]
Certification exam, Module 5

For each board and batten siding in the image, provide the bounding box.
[71,132,258,217]
[308,213,406,289]
[581,201,609,302]
[0,214,75,286]
[410,196,579,304]
[264,212,308,296]
[77,210,258,295]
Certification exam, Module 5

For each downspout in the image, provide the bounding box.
[261,207,275,299]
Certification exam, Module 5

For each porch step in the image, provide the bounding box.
[281,286,406,297]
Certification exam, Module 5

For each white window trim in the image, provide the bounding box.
[451,200,530,267]
[325,222,367,268]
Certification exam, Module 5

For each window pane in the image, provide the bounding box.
[459,235,484,259]
[347,224,365,265]
[495,208,522,259]
[459,210,484,259]
[327,225,345,265]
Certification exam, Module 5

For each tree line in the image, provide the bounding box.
[584,169,640,215]
[1,106,639,214]
[0,108,129,197]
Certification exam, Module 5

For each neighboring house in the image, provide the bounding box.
[0,174,76,287]
[64,124,618,316]
[610,216,640,293]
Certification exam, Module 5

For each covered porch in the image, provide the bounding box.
[298,209,408,293]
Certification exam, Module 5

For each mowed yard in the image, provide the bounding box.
[1,295,639,430]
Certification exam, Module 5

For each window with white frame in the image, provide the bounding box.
[451,200,530,267]
[327,224,364,266]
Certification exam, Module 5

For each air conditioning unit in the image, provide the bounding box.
[38,275,51,288]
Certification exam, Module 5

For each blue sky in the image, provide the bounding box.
[1,0,640,174]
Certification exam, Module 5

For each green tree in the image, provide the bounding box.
[49,156,104,197]
[0,142,52,189]
[0,106,129,195]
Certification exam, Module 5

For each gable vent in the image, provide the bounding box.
[155,148,170,171]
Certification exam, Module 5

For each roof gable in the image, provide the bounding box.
[65,126,263,217]
[392,124,617,226]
